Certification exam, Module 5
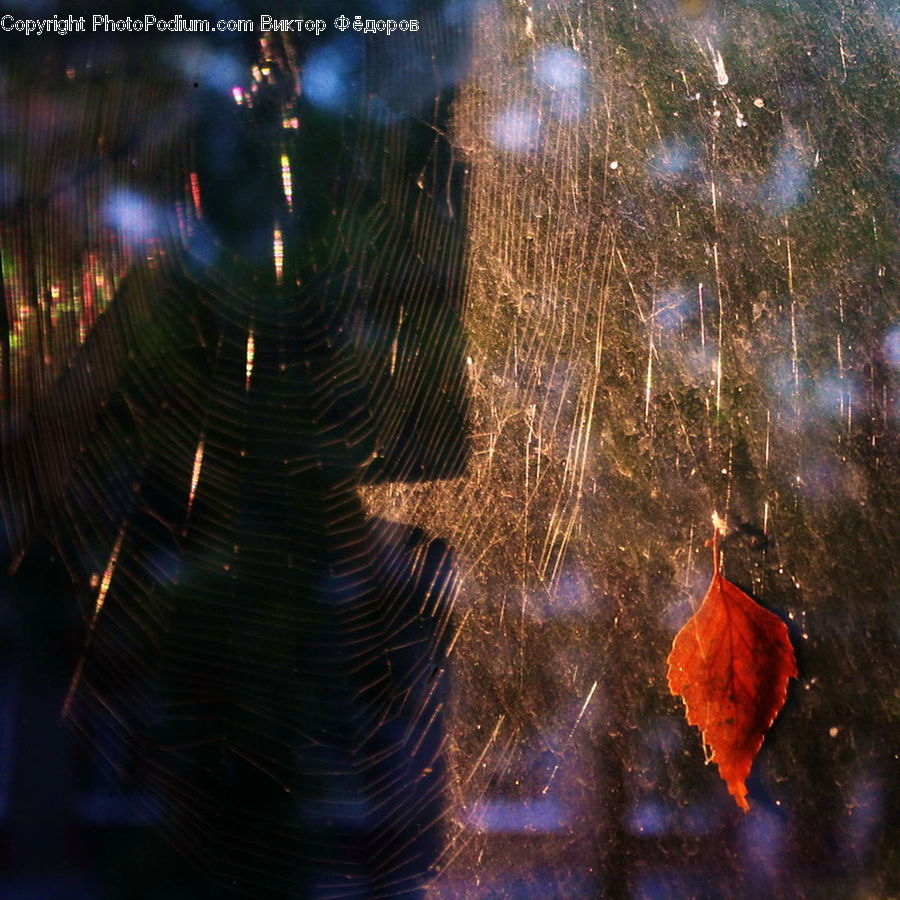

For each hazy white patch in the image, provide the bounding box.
[303,38,361,114]
[883,324,900,368]
[103,189,164,245]
[535,46,585,90]
[812,372,857,418]
[491,104,541,152]
[760,131,811,213]
[647,140,698,183]
[655,288,692,331]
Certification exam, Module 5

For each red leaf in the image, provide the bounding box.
[667,528,797,811]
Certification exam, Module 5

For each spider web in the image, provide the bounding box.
[2,10,467,898]
[365,0,898,896]
[2,0,899,898]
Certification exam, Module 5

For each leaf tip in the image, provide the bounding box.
[730,781,751,812]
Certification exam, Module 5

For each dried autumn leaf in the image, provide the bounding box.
[667,528,797,811]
